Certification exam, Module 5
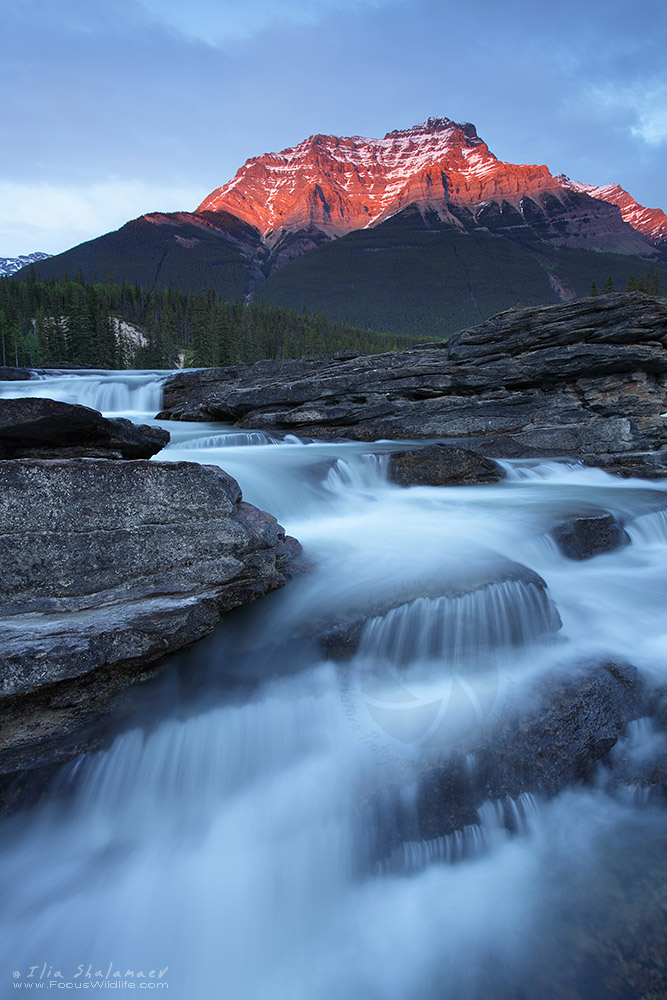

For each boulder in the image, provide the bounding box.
[0,459,300,770]
[387,443,503,487]
[0,397,169,459]
[552,513,630,560]
[583,452,667,479]
[416,660,644,841]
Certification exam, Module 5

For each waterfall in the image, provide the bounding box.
[357,581,558,667]
[379,793,542,875]
[182,430,283,448]
[0,370,168,416]
[1,371,667,999]
[627,508,667,544]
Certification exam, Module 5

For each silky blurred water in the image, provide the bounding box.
[0,370,665,999]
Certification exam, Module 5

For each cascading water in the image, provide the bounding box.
[1,371,666,999]
[0,369,168,416]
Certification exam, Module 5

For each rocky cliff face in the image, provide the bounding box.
[157,293,667,474]
[197,117,658,257]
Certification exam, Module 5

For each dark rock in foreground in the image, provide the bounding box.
[157,294,667,472]
[552,513,631,560]
[0,459,300,770]
[417,660,643,841]
[387,443,503,487]
[0,397,169,459]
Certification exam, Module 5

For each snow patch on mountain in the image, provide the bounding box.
[0,252,52,277]
[558,176,667,244]
[197,117,563,241]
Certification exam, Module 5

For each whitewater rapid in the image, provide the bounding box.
[0,370,666,999]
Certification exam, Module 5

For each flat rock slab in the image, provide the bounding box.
[0,397,169,459]
[387,443,503,487]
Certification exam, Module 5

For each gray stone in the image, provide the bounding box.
[552,513,630,560]
[416,660,644,841]
[387,444,503,487]
[0,366,32,381]
[0,397,169,459]
[0,459,300,764]
[155,293,667,469]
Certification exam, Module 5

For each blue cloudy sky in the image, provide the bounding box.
[1,0,665,254]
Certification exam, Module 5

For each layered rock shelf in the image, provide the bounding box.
[0,397,169,459]
[0,400,300,778]
[158,293,667,475]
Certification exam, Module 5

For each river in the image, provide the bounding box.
[0,369,665,999]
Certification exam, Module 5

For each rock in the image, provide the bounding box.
[0,459,300,770]
[602,718,667,799]
[417,660,643,841]
[317,557,561,660]
[0,366,32,381]
[0,397,169,459]
[582,452,667,479]
[653,687,667,732]
[552,513,630,560]
[387,443,503,487]
[156,294,667,470]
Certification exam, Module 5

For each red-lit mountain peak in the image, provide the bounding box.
[196,117,562,243]
[558,177,667,245]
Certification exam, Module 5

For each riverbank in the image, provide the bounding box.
[158,293,667,477]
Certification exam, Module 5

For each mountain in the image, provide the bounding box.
[1,252,51,277]
[198,117,656,257]
[556,176,667,246]
[26,118,667,339]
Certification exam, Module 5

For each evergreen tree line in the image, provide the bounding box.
[0,271,413,370]
[589,266,663,297]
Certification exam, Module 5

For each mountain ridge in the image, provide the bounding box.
[196,116,663,257]
[1,252,51,277]
[18,117,667,340]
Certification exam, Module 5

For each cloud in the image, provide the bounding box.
[0,0,665,257]
[0,179,203,256]
[590,82,667,146]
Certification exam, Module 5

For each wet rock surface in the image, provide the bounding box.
[582,451,667,478]
[386,443,503,487]
[157,294,667,472]
[552,512,631,560]
[0,397,169,459]
[416,660,644,840]
[0,366,32,381]
[0,458,300,771]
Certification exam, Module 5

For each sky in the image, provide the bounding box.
[1,0,665,255]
